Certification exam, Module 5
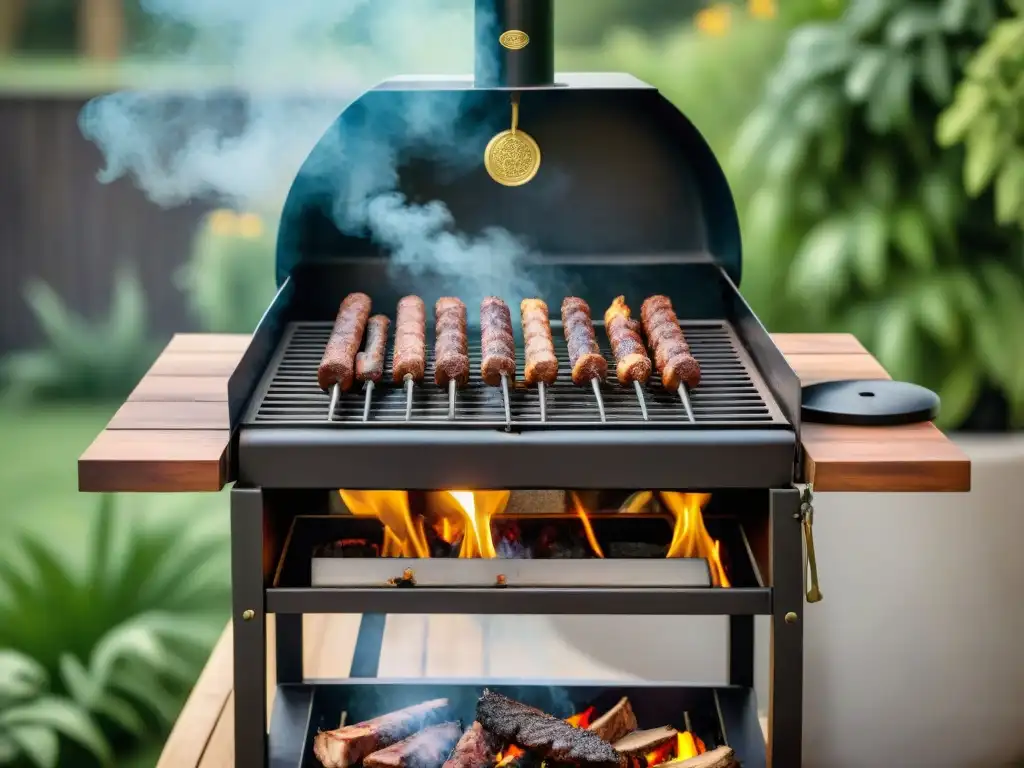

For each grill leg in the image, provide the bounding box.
[768,488,803,768]
[232,487,268,768]
[276,616,304,682]
[350,613,387,678]
[728,615,755,688]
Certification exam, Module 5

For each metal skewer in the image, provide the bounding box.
[447,380,457,420]
[590,378,607,422]
[404,375,414,421]
[500,373,512,431]
[538,381,547,422]
[677,383,695,423]
[633,380,649,421]
[361,381,374,422]
[328,383,340,422]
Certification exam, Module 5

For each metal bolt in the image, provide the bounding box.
[496,574,507,586]
[402,568,415,581]
[785,611,798,624]
[242,609,255,621]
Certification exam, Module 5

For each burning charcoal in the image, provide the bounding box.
[498,537,531,559]
[312,698,449,768]
[442,722,501,768]
[651,746,736,768]
[606,542,668,559]
[364,722,463,768]
[587,697,637,743]
[475,691,623,768]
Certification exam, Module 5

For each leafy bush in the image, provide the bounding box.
[0,267,158,403]
[177,209,278,334]
[937,0,1024,230]
[0,495,230,767]
[732,0,1024,429]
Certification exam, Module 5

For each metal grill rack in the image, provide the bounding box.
[246,320,788,429]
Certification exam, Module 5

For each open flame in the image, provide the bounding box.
[644,731,706,766]
[661,492,731,588]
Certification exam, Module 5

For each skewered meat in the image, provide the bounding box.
[318,292,372,392]
[442,722,501,768]
[520,299,558,386]
[561,297,608,386]
[480,297,517,386]
[356,315,391,384]
[434,297,471,388]
[640,295,701,390]
[603,296,652,385]
[393,296,427,383]
[312,698,449,768]
[587,697,637,744]
[363,722,463,768]
[475,691,622,768]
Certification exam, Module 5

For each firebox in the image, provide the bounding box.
[225,1,809,766]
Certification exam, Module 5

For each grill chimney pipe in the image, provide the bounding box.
[474,0,555,88]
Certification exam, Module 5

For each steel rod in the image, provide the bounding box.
[404,376,414,421]
[447,380,456,420]
[361,381,374,422]
[677,383,695,423]
[633,380,649,421]
[327,383,340,422]
[500,373,512,431]
[538,381,547,422]
[590,378,607,422]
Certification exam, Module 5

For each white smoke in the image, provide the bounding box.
[79,0,543,302]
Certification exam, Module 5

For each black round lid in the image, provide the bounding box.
[801,379,940,427]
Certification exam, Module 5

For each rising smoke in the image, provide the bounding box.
[79,0,544,306]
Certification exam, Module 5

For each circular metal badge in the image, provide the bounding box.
[499,30,530,50]
[484,129,541,187]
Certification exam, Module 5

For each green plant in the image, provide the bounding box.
[0,495,230,766]
[731,0,1024,429]
[0,266,158,403]
[937,0,1024,230]
[177,209,278,333]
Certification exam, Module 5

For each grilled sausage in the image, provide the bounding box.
[356,315,391,384]
[640,295,701,390]
[392,296,427,383]
[520,299,558,386]
[604,296,652,385]
[318,292,372,392]
[434,297,470,387]
[480,297,517,386]
[561,297,608,386]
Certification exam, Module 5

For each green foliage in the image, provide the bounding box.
[0,267,159,403]
[0,495,230,767]
[937,0,1024,230]
[732,0,1024,429]
[178,209,278,334]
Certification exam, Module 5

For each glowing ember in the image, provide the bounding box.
[565,705,595,728]
[661,492,731,587]
[643,731,706,767]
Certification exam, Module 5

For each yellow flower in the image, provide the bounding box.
[749,0,777,19]
[695,4,732,37]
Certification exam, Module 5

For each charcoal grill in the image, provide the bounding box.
[225,2,809,766]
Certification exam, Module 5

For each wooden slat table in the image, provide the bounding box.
[78,331,971,494]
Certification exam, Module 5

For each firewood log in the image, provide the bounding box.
[652,746,736,768]
[587,698,638,743]
[612,727,678,756]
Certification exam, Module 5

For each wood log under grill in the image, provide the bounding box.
[364,722,463,768]
[587,697,638,744]
[612,727,678,756]
[312,698,449,768]
[652,746,736,768]
[442,722,501,768]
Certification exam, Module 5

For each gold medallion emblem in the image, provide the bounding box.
[499,30,530,50]
[484,95,541,187]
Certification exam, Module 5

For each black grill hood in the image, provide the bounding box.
[274,1,743,287]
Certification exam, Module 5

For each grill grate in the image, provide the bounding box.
[246,320,788,429]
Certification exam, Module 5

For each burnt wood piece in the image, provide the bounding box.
[652,747,736,768]
[611,728,677,756]
[587,697,637,744]
[442,722,501,768]
[363,722,463,768]
[475,691,622,768]
[312,698,449,768]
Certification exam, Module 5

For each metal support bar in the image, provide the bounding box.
[728,615,755,689]
[349,614,387,678]
[232,487,268,768]
[275,615,304,683]
[768,488,803,768]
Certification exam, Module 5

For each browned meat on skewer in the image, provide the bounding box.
[441,722,501,768]
[475,691,622,768]
[318,292,372,392]
[393,296,427,383]
[520,299,558,386]
[480,297,517,386]
[641,295,701,390]
[603,296,652,385]
[434,297,471,388]
[363,722,463,768]
[561,297,608,386]
[356,315,391,384]
[312,698,449,768]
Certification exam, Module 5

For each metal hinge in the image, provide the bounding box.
[797,484,823,604]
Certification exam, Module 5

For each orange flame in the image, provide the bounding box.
[339,491,429,558]
[644,732,706,767]
[661,492,731,588]
[495,708,595,767]
[570,493,604,558]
